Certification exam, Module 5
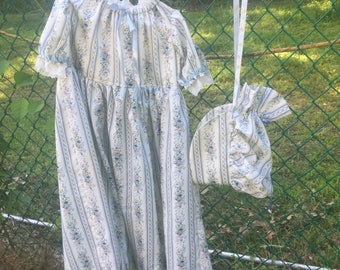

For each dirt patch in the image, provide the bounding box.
[0,219,63,270]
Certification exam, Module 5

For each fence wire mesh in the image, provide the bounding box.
[0,0,339,269]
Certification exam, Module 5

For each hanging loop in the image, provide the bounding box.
[232,0,248,106]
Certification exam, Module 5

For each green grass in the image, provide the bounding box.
[0,0,339,269]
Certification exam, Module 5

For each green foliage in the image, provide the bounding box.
[0,57,46,222]
[0,58,10,75]
[0,133,8,153]
[13,71,33,87]
[0,0,53,13]
[8,99,29,121]
[8,99,44,120]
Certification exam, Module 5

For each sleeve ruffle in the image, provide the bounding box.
[171,11,213,95]
[35,56,69,78]
[35,0,74,78]
[178,67,213,96]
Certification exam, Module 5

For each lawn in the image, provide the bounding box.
[0,0,339,269]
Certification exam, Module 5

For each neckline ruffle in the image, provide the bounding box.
[106,0,158,13]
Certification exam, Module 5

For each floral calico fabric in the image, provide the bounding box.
[36,0,213,269]
[189,83,291,198]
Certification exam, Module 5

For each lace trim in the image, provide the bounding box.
[179,67,213,96]
[35,56,69,78]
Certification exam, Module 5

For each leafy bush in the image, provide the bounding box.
[0,0,53,13]
[0,57,46,222]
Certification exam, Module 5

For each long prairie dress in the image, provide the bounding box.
[36,0,213,269]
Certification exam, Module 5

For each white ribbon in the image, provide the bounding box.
[232,0,248,107]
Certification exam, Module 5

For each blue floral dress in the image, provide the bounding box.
[36,0,213,269]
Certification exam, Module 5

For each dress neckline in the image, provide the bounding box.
[106,0,158,13]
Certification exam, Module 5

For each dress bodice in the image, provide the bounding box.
[37,0,212,95]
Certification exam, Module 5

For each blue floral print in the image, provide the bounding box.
[36,0,213,269]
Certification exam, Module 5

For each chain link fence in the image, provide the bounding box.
[0,0,339,269]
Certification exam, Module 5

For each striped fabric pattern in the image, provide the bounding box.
[36,0,213,269]
[189,83,291,198]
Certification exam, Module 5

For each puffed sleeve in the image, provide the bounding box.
[35,0,75,78]
[171,11,213,96]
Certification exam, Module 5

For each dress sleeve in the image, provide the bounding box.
[171,11,213,96]
[35,0,75,78]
